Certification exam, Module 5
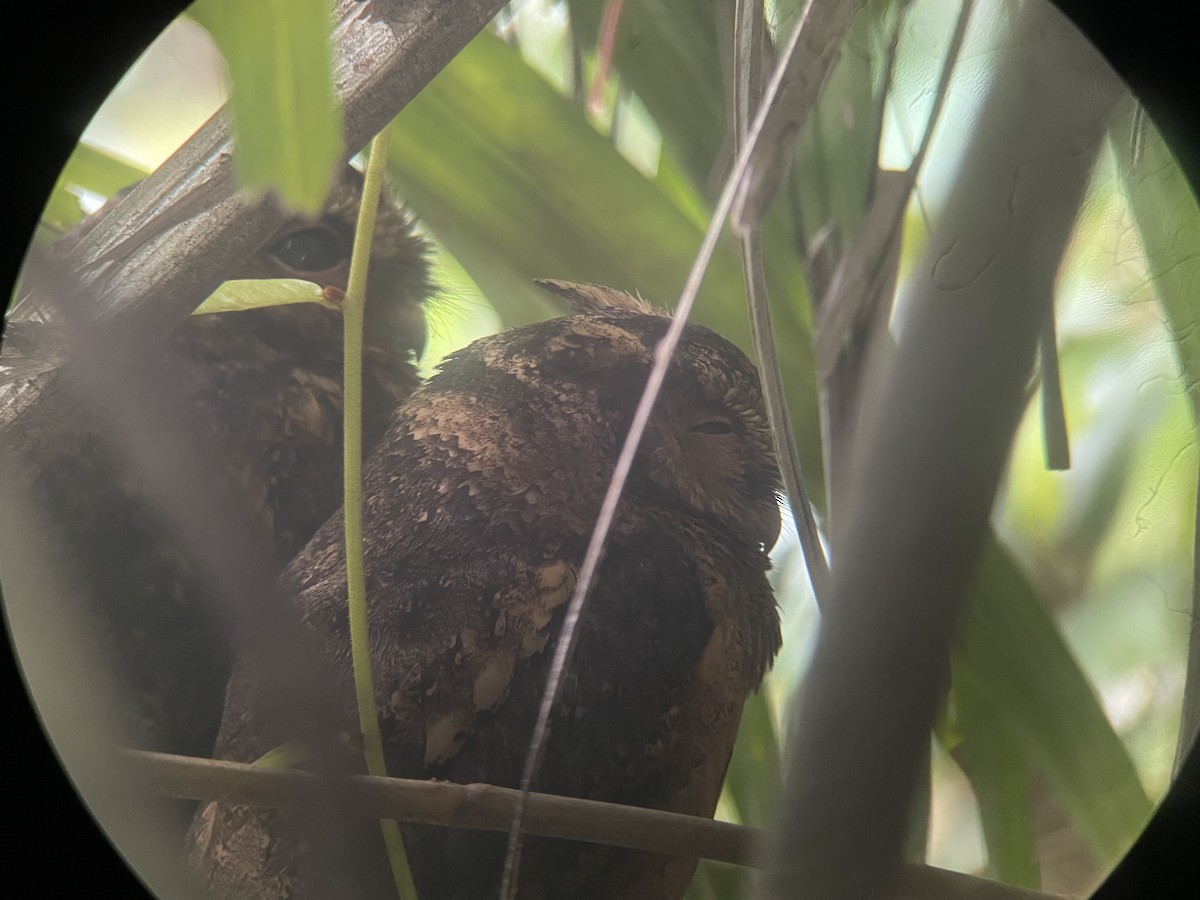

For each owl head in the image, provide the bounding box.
[541,280,782,551]
[221,166,432,370]
[419,280,782,554]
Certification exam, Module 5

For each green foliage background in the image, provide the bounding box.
[37,1,1199,896]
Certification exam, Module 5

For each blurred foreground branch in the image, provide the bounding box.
[4,249,376,896]
[760,4,1121,898]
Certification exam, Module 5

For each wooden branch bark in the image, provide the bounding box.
[123,750,1074,900]
[7,0,507,356]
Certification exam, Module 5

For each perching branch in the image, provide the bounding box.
[123,749,1074,900]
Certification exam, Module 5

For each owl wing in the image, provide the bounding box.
[190,303,780,898]
[306,509,765,898]
[194,513,752,899]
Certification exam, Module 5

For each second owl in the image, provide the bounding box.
[190,281,783,900]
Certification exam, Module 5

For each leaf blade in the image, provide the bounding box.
[190,0,341,214]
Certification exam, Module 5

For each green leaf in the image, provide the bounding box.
[388,31,743,323]
[252,740,313,769]
[567,0,728,196]
[955,543,1153,868]
[953,668,1040,887]
[251,734,355,769]
[39,143,148,242]
[791,7,879,244]
[190,0,341,215]
[685,859,748,900]
[1114,99,1200,776]
[1115,106,1200,420]
[722,689,782,828]
[192,278,337,315]
[387,30,822,475]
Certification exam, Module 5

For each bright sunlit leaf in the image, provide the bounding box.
[190,0,341,215]
[193,278,337,315]
[39,143,148,242]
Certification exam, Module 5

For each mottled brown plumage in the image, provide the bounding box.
[190,282,782,899]
[0,168,431,759]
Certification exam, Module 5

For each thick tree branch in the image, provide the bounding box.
[7,0,506,349]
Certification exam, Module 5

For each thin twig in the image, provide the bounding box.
[741,238,830,599]
[1039,311,1071,470]
[588,0,625,116]
[1129,102,1146,169]
[735,0,829,602]
[731,0,869,233]
[341,127,417,899]
[499,7,849,894]
[811,0,974,378]
[813,0,973,521]
[121,750,1075,900]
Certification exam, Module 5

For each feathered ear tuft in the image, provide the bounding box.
[534,279,664,317]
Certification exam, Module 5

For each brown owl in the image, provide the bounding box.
[189,281,782,900]
[0,166,431,763]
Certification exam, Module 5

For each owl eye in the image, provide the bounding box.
[266,224,347,276]
[689,418,735,436]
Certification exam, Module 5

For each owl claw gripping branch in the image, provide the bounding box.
[190,281,783,900]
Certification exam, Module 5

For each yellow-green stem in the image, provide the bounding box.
[343,126,418,899]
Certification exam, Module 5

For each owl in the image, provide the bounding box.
[189,281,782,900]
[1,166,431,763]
